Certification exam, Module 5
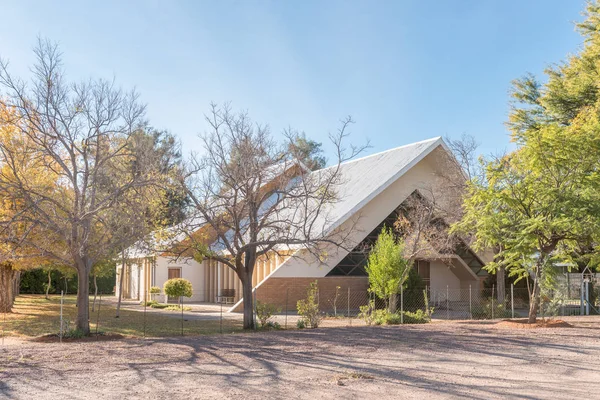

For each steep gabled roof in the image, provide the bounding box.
[123,137,452,259]
[312,136,447,238]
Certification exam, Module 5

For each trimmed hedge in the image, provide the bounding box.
[19,268,116,295]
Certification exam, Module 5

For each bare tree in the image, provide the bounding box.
[180,104,367,329]
[444,135,508,303]
[0,39,178,334]
[394,191,460,263]
[383,137,481,308]
[445,134,483,183]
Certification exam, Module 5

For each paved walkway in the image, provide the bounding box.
[101,296,243,321]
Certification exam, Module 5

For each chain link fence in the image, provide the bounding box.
[1,293,244,341]
[4,275,600,342]
[275,279,600,326]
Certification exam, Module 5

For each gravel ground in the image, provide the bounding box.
[2,317,600,400]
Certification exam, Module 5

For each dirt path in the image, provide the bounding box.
[2,317,600,399]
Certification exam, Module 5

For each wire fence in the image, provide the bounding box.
[282,282,600,325]
[3,278,599,342]
[0,292,244,341]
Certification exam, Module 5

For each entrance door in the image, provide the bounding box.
[167,268,181,303]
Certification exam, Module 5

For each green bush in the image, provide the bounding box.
[385,313,402,325]
[163,278,193,299]
[296,319,306,329]
[20,269,79,294]
[359,302,431,325]
[471,298,511,320]
[372,309,389,325]
[164,305,192,311]
[359,300,377,325]
[297,281,322,328]
[261,321,281,330]
[359,304,392,325]
[143,301,191,311]
[402,309,430,324]
[256,301,281,327]
[149,286,161,295]
[63,328,85,339]
[402,269,427,311]
[20,267,116,295]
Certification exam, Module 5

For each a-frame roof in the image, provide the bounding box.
[124,137,455,258]
[310,136,450,238]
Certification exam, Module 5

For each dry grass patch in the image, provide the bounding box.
[1,295,243,338]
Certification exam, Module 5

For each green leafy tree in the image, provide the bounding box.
[91,260,115,311]
[287,132,327,171]
[296,281,322,328]
[163,278,193,308]
[365,227,412,312]
[453,1,600,323]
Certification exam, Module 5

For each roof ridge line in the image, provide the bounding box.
[315,136,442,171]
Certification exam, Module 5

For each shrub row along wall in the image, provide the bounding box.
[231,277,369,312]
[19,269,116,295]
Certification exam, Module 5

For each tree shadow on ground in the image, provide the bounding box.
[2,321,600,399]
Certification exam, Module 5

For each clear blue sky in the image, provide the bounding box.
[0,0,588,160]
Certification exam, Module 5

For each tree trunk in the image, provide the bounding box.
[45,270,51,300]
[0,263,15,313]
[12,270,20,301]
[388,294,397,313]
[241,273,255,330]
[116,257,125,318]
[241,250,258,330]
[76,264,91,335]
[92,274,98,312]
[527,266,542,324]
[496,266,505,307]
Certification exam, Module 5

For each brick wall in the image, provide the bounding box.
[231,276,369,312]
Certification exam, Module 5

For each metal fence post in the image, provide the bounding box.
[180,296,184,337]
[347,287,351,326]
[285,288,289,329]
[586,280,590,316]
[143,289,147,338]
[469,285,472,319]
[96,294,102,338]
[511,284,514,319]
[581,279,585,316]
[220,302,223,334]
[253,290,257,330]
[446,285,449,320]
[347,287,350,317]
[60,290,64,343]
[491,285,495,320]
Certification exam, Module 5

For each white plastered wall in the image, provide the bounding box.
[154,256,206,302]
[429,261,461,301]
[130,262,140,300]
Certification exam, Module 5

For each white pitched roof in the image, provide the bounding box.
[312,136,446,237]
[124,136,449,258]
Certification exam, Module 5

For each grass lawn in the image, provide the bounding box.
[1,295,243,338]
